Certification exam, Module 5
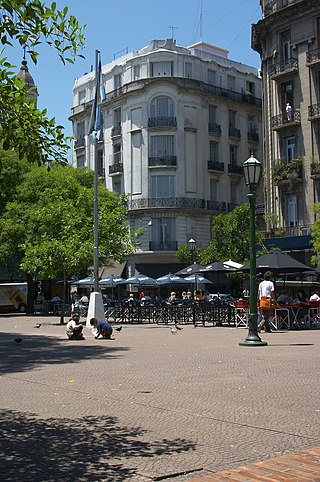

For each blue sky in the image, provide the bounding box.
[7,0,262,138]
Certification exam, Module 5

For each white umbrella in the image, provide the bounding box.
[157,273,187,285]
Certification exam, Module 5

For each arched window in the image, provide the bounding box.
[150,96,174,118]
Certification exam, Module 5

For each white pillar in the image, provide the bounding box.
[86,292,105,327]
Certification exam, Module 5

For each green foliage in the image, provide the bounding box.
[0,165,139,280]
[311,203,320,266]
[201,204,263,265]
[0,146,31,212]
[0,1,85,163]
[176,243,202,264]
[272,157,303,184]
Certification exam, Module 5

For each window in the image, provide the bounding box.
[210,141,219,161]
[185,62,193,78]
[114,73,122,89]
[76,121,85,139]
[151,61,173,76]
[150,135,175,158]
[133,65,140,80]
[150,96,174,118]
[230,184,239,205]
[113,178,122,195]
[280,81,294,110]
[77,155,85,167]
[248,115,257,134]
[282,136,295,162]
[227,75,235,91]
[208,69,216,85]
[151,218,176,246]
[246,81,255,96]
[78,90,86,104]
[286,194,298,232]
[210,179,218,202]
[229,110,236,128]
[114,108,121,126]
[151,175,175,197]
[230,145,238,164]
[209,105,217,123]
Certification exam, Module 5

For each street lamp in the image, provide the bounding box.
[239,155,267,347]
[188,238,196,263]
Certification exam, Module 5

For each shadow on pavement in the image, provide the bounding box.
[0,410,196,481]
[0,333,130,375]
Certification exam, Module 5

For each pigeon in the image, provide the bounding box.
[34,323,41,328]
[14,338,22,343]
[170,327,177,335]
[175,324,183,331]
[115,326,122,332]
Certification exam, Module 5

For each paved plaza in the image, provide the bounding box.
[0,314,320,481]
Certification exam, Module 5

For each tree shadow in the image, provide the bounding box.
[0,333,130,375]
[0,410,196,481]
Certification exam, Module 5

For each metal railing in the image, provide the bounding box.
[268,58,298,78]
[129,197,206,210]
[228,164,243,175]
[149,241,178,251]
[228,127,241,139]
[148,116,177,128]
[308,103,320,120]
[306,48,320,65]
[247,131,260,143]
[206,200,227,212]
[109,162,123,174]
[271,110,300,128]
[148,156,177,167]
[111,125,122,137]
[74,137,85,149]
[208,122,222,135]
[208,160,224,172]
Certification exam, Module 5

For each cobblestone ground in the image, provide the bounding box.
[0,314,320,481]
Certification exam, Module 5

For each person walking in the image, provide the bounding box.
[258,270,275,333]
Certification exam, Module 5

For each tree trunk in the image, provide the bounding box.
[59,272,67,324]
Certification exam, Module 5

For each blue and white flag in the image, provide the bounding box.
[89,50,105,141]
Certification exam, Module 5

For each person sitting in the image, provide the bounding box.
[168,291,177,304]
[293,289,309,324]
[127,293,135,303]
[194,290,202,301]
[90,318,113,339]
[66,313,85,340]
[277,290,293,305]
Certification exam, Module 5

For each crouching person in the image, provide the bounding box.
[90,318,113,339]
[66,313,85,340]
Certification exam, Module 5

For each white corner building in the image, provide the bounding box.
[70,39,262,276]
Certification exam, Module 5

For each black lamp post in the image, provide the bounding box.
[188,238,196,263]
[239,155,267,347]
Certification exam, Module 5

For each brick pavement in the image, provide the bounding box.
[0,314,320,481]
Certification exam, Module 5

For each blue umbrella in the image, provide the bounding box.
[157,273,187,285]
[184,274,213,284]
[99,276,126,286]
[124,274,158,285]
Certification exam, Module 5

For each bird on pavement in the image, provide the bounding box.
[34,323,41,328]
[115,326,122,332]
[170,327,177,335]
[14,338,22,343]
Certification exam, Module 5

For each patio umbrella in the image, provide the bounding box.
[184,274,213,284]
[99,276,126,286]
[238,251,315,274]
[175,263,205,276]
[201,261,237,273]
[123,274,158,285]
[224,259,243,269]
[156,273,187,285]
[70,276,95,286]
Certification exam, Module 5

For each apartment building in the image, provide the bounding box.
[70,39,262,276]
[252,0,320,249]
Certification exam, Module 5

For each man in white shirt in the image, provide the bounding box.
[258,270,275,333]
[66,313,85,340]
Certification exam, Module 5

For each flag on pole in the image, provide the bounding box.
[89,50,105,141]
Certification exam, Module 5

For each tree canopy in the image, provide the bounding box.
[0,164,140,280]
[0,0,85,163]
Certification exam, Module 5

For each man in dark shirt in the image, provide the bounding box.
[90,318,113,339]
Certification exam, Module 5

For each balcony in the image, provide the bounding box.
[207,160,224,172]
[206,200,226,212]
[148,156,177,167]
[208,122,222,135]
[311,160,320,179]
[268,58,298,80]
[247,130,260,143]
[111,125,122,138]
[308,103,320,121]
[129,197,206,210]
[306,48,320,67]
[272,157,303,186]
[271,110,300,130]
[148,116,177,128]
[228,163,243,175]
[263,0,300,17]
[74,137,85,149]
[203,83,262,108]
[149,241,177,251]
[109,162,123,175]
[228,127,241,140]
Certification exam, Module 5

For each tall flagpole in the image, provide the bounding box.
[86,50,105,326]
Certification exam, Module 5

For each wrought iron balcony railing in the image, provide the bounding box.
[207,160,224,172]
[228,164,243,175]
[148,116,177,128]
[247,131,260,143]
[111,125,122,137]
[74,137,85,149]
[264,0,300,17]
[148,156,177,167]
[129,197,206,210]
[308,103,320,121]
[227,202,240,212]
[206,200,227,212]
[109,162,123,174]
[228,127,241,139]
[268,58,298,79]
[306,48,320,66]
[271,110,300,129]
[208,122,222,135]
[149,241,178,251]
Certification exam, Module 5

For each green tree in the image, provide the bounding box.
[201,204,263,265]
[0,0,85,163]
[176,243,202,264]
[0,165,140,320]
[311,204,320,266]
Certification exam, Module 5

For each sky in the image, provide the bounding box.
[7,0,262,139]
